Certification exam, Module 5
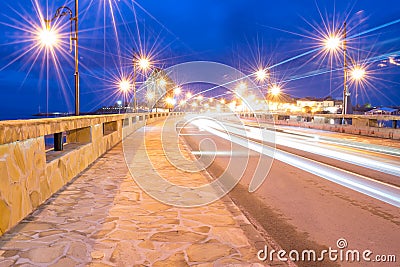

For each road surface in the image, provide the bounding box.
[178,115,400,267]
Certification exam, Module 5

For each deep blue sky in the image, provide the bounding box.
[1,0,400,119]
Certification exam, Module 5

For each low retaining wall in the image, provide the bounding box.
[273,120,400,140]
[0,112,182,235]
[240,113,400,140]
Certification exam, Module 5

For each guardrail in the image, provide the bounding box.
[240,112,400,140]
[0,112,183,235]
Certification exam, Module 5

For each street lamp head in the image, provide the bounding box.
[270,85,281,96]
[173,86,182,95]
[165,97,176,106]
[324,35,341,51]
[255,69,267,82]
[39,28,57,47]
[137,57,151,70]
[119,80,131,92]
[351,66,366,81]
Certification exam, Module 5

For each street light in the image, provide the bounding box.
[324,22,369,117]
[131,55,152,112]
[254,66,274,96]
[255,69,267,82]
[350,65,366,106]
[138,57,150,70]
[350,66,366,81]
[270,85,281,96]
[119,80,131,92]
[324,22,351,116]
[118,79,132,113]
[44,2,80,115]
[117,100,122,114]
[165,96,176,111]
[185,92,192,99]
[173,86,182,96]
[39,28,58,47]
[324,35,341,51]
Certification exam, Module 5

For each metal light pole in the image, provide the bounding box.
[131,55,151,113]
[74,0,79,116]
[133,64,137,112]
[255,67,273,111]
[342,22,349,117]
[44,0,79,116]
[325,22,353,120]
[325,22,367,119]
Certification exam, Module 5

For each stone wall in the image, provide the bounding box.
[240,113,400,140]
[273,120,400,140]
[0,112,181,235]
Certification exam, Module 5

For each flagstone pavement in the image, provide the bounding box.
[0,119,285,267]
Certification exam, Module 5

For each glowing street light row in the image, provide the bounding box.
[36,10,368,115]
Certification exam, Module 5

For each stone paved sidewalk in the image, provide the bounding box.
[0,119,279,266]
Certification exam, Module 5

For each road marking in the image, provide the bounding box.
[178,133,210,136]
[191,150,255,156]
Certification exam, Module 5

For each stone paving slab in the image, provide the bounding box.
[0,119,282,266]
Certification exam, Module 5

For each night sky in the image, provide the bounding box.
[1,0,400,119]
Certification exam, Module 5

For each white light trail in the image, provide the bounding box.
[190,118,400,208]
[224,121,400,177]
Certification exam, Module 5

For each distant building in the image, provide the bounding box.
[365,107,399,115]
[295,97,342,113]
[265,92,298,112]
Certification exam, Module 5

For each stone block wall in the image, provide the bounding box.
[0,112,181,235]
[239,113,400,140]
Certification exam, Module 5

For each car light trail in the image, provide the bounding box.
[189,118,400,208]
[223,120,400,177]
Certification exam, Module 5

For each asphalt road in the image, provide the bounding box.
[178,115,400,267]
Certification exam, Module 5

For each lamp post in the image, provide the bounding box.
[119,79,131,113]
[132,56,151,112]
[255,67,275,111]
[342,22,349,116]
[270,85,281,96]
[350,65,366,107]
[255,68,272,96]
[325,22,349,116]
[325,22,367,119]
[44,1,80,115]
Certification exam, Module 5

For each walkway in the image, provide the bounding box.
[0,118,279,266]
